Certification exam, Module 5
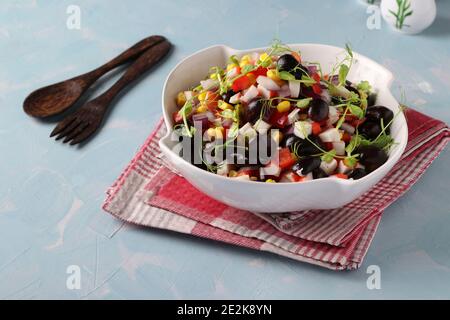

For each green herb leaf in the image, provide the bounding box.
[321,150,336,163]
[344,156,357,168]
[357,80,372,93]
[348,104,364,119]
[296,98,312,108]
[338,64,349,86]
[229,55,239,66]
[220,109,234,119]
[345,43,353,58]
[278,71,295,81]
[241,64,256,74]
[178,100,194,137]
[345,135,361,156]
[300,74,317,86]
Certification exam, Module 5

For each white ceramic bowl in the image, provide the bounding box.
[159,44,408,212]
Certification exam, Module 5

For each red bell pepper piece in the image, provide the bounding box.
[333,173,348,179]
[204,91,219,112]
[277,148,296,170]
[269,111,289,128]
[323,142,334,151]
[231,75,253,92]
[342,132,352,143]
[312,83,322,95]
[311,122,322,135]
[250,67,268,78]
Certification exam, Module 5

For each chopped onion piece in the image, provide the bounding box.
[287,109,300,124]
[341,123,355,134]
[289,81,301,98]
[200,79,217,90]
[320,159,338,175]
[184,91,194,100]
[254,119,271,134]
[229,92,241,104]
[256,76,280,91]
[294,121,312,139]
[319,128,340,142]
[332,141,346,156]
[338,160,351,174]
[240,85,260,104]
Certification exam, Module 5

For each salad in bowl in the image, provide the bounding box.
[159,41,407,212]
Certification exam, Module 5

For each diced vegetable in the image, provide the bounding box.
[254,119,271,134]
[240,85,260,104]
[320,159,338,175]
[294,121,312,139]
[288,80,301,98]
[256,75,281,91]
[277,148,296,170]
[332,141,346,156]
[276,101,291,113]
[319,128,341,142]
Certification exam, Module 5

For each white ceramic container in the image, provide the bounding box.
[381,0,436,34]
[159,44,408,212]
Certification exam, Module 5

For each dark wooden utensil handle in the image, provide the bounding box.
[87,35,167,80]
[93,40,172,107]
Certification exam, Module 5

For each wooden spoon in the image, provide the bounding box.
[23,35,167,118]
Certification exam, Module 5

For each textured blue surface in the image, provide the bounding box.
[1,0,449,299]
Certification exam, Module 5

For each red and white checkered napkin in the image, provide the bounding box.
[103,108,449,270]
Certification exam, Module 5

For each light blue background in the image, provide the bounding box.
[1,0,449,299]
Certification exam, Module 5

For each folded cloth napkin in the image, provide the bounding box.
[103,108,449,270]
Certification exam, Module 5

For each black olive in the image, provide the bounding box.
[277,54,300,72]
[358,146,388,172]
[366,105,394,126]
[367,93,377,107]
[313,168,328,179]
[277,54,307,80]
[221,90,235,103]
[358,120,382,140]
[282,134,302,151]
[348,168,367,180]
[308,99,329,122]
[245,100,264,124]
[293,67,308,80]
[299,136,323,156]
[292,157,321,175]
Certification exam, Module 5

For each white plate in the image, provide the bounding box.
[159,43,408,212]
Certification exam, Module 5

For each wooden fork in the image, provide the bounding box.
[50,40,172,145]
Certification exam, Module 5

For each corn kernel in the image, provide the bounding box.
[196,104,208,113]
[218,101,233,110]
[229,170,238,177]
[176,92,187,108]
[198,91,207,102]
[215,127,224,140]
[277,100,291,113]
[266,179,276,183]
[267,69,280,82]
[227,63,238,71]
[241,54,251,63]
[210,73,218,80]
[259,53,269,61]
